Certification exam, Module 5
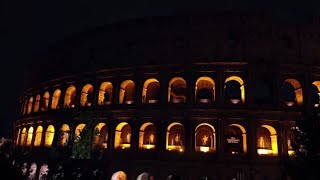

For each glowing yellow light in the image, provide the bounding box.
[200,146,209,153]
[145,144,155,149]
[288,150,295,156]
[257,148,269,155]
[179,148,183,152]
[121,143,130,149]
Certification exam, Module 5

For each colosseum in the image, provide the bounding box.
[11,12,320,180]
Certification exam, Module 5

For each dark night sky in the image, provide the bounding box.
[1,1,320,138]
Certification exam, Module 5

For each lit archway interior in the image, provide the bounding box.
[39,164,49,180]
[75,123,86,142]
[20,128,27,146]
[139,122,156,150]
[27,97,33,114]
[34,126,43,147]
[280,79,303,106]
[225,124,247,154]
[287,127,295,156]
[195,123,216,153]
[166,122,184,152]
[41,91,50,111]
[51,89,61,109]
[256,125,278,155]
[64,85,76,108]
[59,124,70,147]
[93,123,108,149]
[34,95,40,112]
[225,76,245,104]
[28,163,37,180]
[311,81,320,107]
[80,84,94,106]
[23,99,28,115]
[137,172,154,180]
[98,82,113,105]
[142,78,160,104]
[119,80,135,104]
[111,171,127,180]
[45,125,55,147]
[168,77,186,103]
[114,122,131,149]
[26,126,34,146]
[195,77,215,103]
[15,128,21,145]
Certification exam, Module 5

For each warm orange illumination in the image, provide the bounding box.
[44,125,55,147]
[51,89,61,109]
[257,125,278,156]
[41,92,50,111]
[27,97,33,114]
[80,84,94,106]
[195,123,215,153]
[226,124,247,154]
[195,77,215,103]
[166,122,185,152]
[114,122,131,149]
[139,122,156,149]
[225,76,245,103]
[20,128,27,146]
[64,85,76,108]
[98,82,113,105]
[257,148,270,155]
[284,79,303,106]
[26,127,34,146]
[93,123,108,149]
[119,80,135,104]
[33,95,40,112]
[59,124,70,147]
[15,128,21,145]
[111,171,127,180]
[75,124,86,142]
[168,77,186,103]
[34,126,43,147]
[142,78,160,103]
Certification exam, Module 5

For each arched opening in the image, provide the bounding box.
[41,91,50,111]
[74,124,86,143]
[114,122,131,149]
[45,125,55,147]
[34,95,40,112]
[252,80,273,104]
[166,122,184,152]
[311,81,320,107]
[81,84,94,106]
[93,123,108,149]
[15,128,21,145]
[111,171,127,180]
[142,78,160,104]
[137,172,154,180]
[51,89,61,110]
[195,77,215,103]
[225,124,247,154]
[98,82,113,105]
[224,76,245,104]
[28,163,37,180]
[168,77,187,103]
[167,175,181,180]
[27,97,33,114]
[119,80,135,104]
[59,124,70,147]
[64,85,76,108]
[39,164,49,180]
[195,123,216,153]
[26,126,34,146]
[23,99,28,115]
[280,79,303,106]
[20,128,27,146]
[257,125,278,156]
[34,126,43,147]
[287,127,295,156]
[139,122,156,150]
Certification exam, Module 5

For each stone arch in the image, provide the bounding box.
[281,79,303,106]
[257,125,278,155]
[15,128,21,145]
[74,123,86,142]
[38,164,49,180]
[139,122,156,149]
[26,126,34,146]
[114,122,131,149]
[64,85,76,108]
[28,162,37,180]
[225,76,245,104]
[225,124,247,154]
[27,97,33,114]
[119,80,135,104]
[34,95,40,112]
[80,84,94,106]
[111,171,127,180]
[51,89,61,109]
[93,123,108,149]
[168,77,187,103]
[142,78,160,103]
[44,125,55,147]
[20,127,27,146]
[195,123,216,153]
[137,172,153,180]
[98,82,113,105]
[311,81,320,106]
[167,122,184,152]
[34,126,43,147]
[195,76,215,103]
[41,91,50,111]
[59,124,70,147]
